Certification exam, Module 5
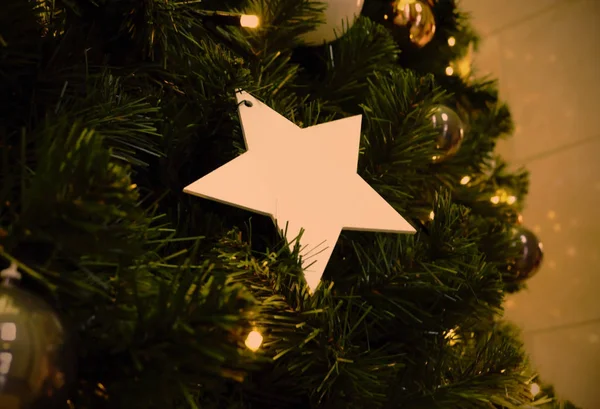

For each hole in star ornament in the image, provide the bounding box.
[184,91,415,293]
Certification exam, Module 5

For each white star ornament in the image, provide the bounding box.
[184,91,415,293]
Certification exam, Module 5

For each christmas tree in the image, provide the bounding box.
[0,0,581,408]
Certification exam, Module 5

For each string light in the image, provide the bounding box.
[245,330,263,351]
[447,36,456,46]
[240,15,260,28]
[460,175,471,185]
[429,211,435,220]
[444,328,459,346]
[490,189,518,205]
[530,382,541,397]
[445,66,454,76]
[201,12,260,28]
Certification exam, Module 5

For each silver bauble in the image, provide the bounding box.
[430,105,465,162]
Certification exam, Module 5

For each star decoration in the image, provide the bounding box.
[184,91,415,292]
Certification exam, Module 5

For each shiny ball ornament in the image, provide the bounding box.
[300,0,365,45]
[430,105,465,162]
[388,0,436,47]
[507,226,544,282]
[0,282,72,409]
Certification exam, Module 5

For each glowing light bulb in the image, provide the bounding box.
[429,211,435,220]
[240,15,260,28]
[530,382,541,397]
[245,330,263,351]
[490,196,500,204]
[445,66,454,76]
[447,36,456,46]
[506,195,517,205]
[460,176,471,185]
[0,323,16,341]
[0,352,12,374]
[445,328,459,346]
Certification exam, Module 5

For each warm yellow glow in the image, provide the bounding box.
[460,176,471,185]
[490,195,500,204]
[445,328,459,346]
[383,14,389,20]
[429,211,435,220]
[240,15,260,28]
[0,323,16,341]
[0,352,12,374]
[445,66,454,76]
[0,262,21,280]
[245,330,263,351]
[447,36,456,47]
[530,382,541,397]
[506,195,517,205]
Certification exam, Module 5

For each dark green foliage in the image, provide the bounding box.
[0,0,577,408]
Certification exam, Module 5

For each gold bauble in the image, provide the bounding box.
[390,0,436,47]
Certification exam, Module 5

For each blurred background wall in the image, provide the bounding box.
[459,1,600,407]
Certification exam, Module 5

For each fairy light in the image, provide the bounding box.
[0,263,21,281]
[507,195,517,205]
[429,211,435,220]
[240,15,260,28]
[460,175,471,185]
[530,382,541,397]
[447,36,456,46]
[444,328,459,346]
[445,66,454,76]
[201,12,260,28]
[245,330,263,351]
[490,195,500,204]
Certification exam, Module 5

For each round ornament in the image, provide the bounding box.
[507,227,544,282]
[0,264,73,409]
[363,0,436,47]
[430,105,465,162]
[300,0,365,46]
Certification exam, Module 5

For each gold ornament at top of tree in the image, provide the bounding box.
[388,0,436,47]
